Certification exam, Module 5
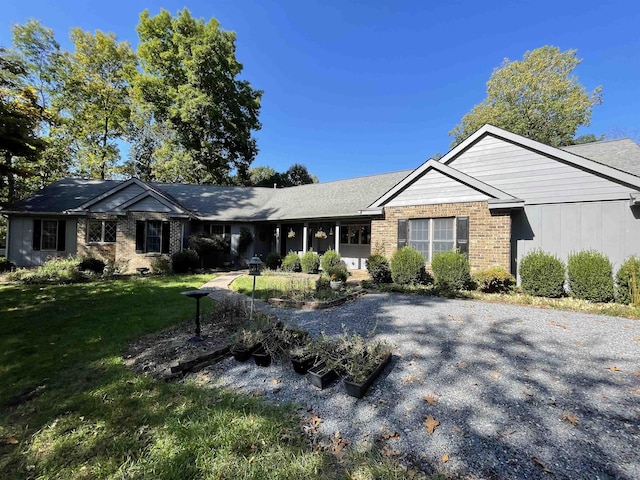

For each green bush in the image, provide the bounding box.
[265,252,282,270]
[431,250,472,291]
[615,255,640,305]
[315,275,330,292]
[171,249,199,273]
[188,234,230,254]
[78,257,106,274]
[9,256,84,284]
[151,256,173,275]
[519,249,565,298]
[366,253,392,284]
[0,257,14,273]
[473,265,515,293]
[567,250,614,303]
[390,246,426,285]
[320,249,342,272]
[326,261,348,282]
[281,251,301,272]
[300,251,320,274]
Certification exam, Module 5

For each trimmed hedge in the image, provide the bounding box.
[473,265,515,293]
[616,255,640,305]
[300,251,320,274]
[431,250,472,291]
[78,257,106,274]
[265,252,282,270]
[171,249,199,273]
[320,249,342,272]
[519,249,565,298]
[281,251,301,272]
[366,253,392,284]
[390,246,426,285]
[567,250,614,303]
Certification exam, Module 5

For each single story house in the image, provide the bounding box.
[3,125,640,278]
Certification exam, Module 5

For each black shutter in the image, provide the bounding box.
[397,219,408,249]
[456,216,469,256]
[161,221,171,254]
[33,219,42,251]
[57,220,66,251]
[135,221,145,253]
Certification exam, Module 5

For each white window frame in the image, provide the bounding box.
[41,219,59,251]
[408,217,456,263]
[87,220,117,244]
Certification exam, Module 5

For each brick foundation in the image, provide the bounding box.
[371,202,511,272]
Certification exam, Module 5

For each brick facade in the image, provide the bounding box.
[371,201,511,272]
[76,216,117,263]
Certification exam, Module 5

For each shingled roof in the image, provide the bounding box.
[561,139,640,177]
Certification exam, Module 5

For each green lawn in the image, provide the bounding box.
[0,275,422,480]
[230,273,341,302]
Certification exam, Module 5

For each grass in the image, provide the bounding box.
[231,272,341,302]
[0,274,426,479]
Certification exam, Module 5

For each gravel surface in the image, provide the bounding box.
[194,292,639,479]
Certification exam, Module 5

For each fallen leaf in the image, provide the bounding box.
[423,395,438,406]
[562,414,579,425]
[607,366,621,372]
[490,374,500,380]
[424,415,440,434]
[455,362,467,369]
[633,337,640,342]
[453,425,464,435]
[5,437,18,445]
[442,453,449,463]
[532,456,553,473]
[272,379,281,384]
[381,431,400,440]
[634,371,640,377]
[549,321,568,330]
[575,340,583,346]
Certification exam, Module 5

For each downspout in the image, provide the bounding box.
[4,215,10,263]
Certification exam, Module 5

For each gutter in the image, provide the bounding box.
[487,198,525,210]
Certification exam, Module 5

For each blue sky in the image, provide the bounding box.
[2,0,639,181]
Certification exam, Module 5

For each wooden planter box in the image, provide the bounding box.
[307,362,338,389]
[253,346,272,367]
[231,343,260,362]
[343,352,392,399]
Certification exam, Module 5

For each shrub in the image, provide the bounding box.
[78,257,106,274]
[431,250,472,291]
[390,246,426,285]
[315,275,330,292]
[300,251,320,274]
[366,253,392,284]
[567,250,614,303]
[320,249,342,272]
[616,255,640,305]
[171,249,199,273]
[265,252,282,270]
[9,256,84,284]
[188,234,230,254]
[151,256,173,275]
[519,249,565,298]
[0,257,14,273]
[281,251,301,272]
[473,266,515,293]
[326,261,348,282]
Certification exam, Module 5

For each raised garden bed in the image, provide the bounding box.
[343,351,392,399]
[307,362,338,389]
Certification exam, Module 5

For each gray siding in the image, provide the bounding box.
[449,135,638,204]
[339,244,371,270]
[90,184,145,212]
[386,169,490,206]
[126,196,174,212]
[8,216,77,267]
[513,201,640,280]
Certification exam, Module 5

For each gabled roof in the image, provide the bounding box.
[561,139,640,177]
[367,158,521,210]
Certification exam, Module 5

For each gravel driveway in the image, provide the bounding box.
[202,293,639,479]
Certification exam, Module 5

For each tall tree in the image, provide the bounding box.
[449,46,603,148]
[56,28,136,179]
[135,8,262,185]
[248,163,317,187]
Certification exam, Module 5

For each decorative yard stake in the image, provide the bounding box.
[181,290,212,342]
[248,255,264,321]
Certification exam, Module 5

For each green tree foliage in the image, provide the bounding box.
[450,46,603,148]
[56,28,137,179]
[249,163,318,187]
[135,8,262,185]
[615,255,640,305]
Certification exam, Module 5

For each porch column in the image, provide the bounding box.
[334,222,340,253]
[275,224,281,255]
[302,223,309,253]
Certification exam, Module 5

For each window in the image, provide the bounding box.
[135,220,170,254]
[32,219,66,252]
[206,224,231,240]
[406,217,465,263]
[87,220,117,243]
[340,224,371,245]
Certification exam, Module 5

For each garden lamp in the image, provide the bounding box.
[248,255,264,321]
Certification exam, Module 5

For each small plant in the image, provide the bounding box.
[78,257,106,275]
[519,249,565,298]
[9,256,84,284]
[431,250,472,292]
[315,275,331,292]
[314,229,327,239]
[320,249,342,272]
[171,249,199,273]
[300,251,320,274]
[265,252,282,270]
[390,246,426,285]
[567,250,614,303]
[281,251,301,272]
[0,257,14,273]
[151,256,172,275]
[366,253,392,284]
[615,255,640,305]
[326,262,348,282]
[287,229,296,239]
[473,266,515,293]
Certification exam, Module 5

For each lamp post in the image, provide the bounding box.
[248,255,264,321]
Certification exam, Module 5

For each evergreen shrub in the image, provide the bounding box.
[300,251,320,274]
[281,251,301,272]
[265,252,282,270]
[390,246,426,285]
[366,253,392,284]
[615,255,640,305]
[431,250,472,291]
[567,250,614,302]
[320,249,342,272]
[519,249,565,298]
[473,265,515,293]
[171,249,199,273]
[78,257,106,274]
